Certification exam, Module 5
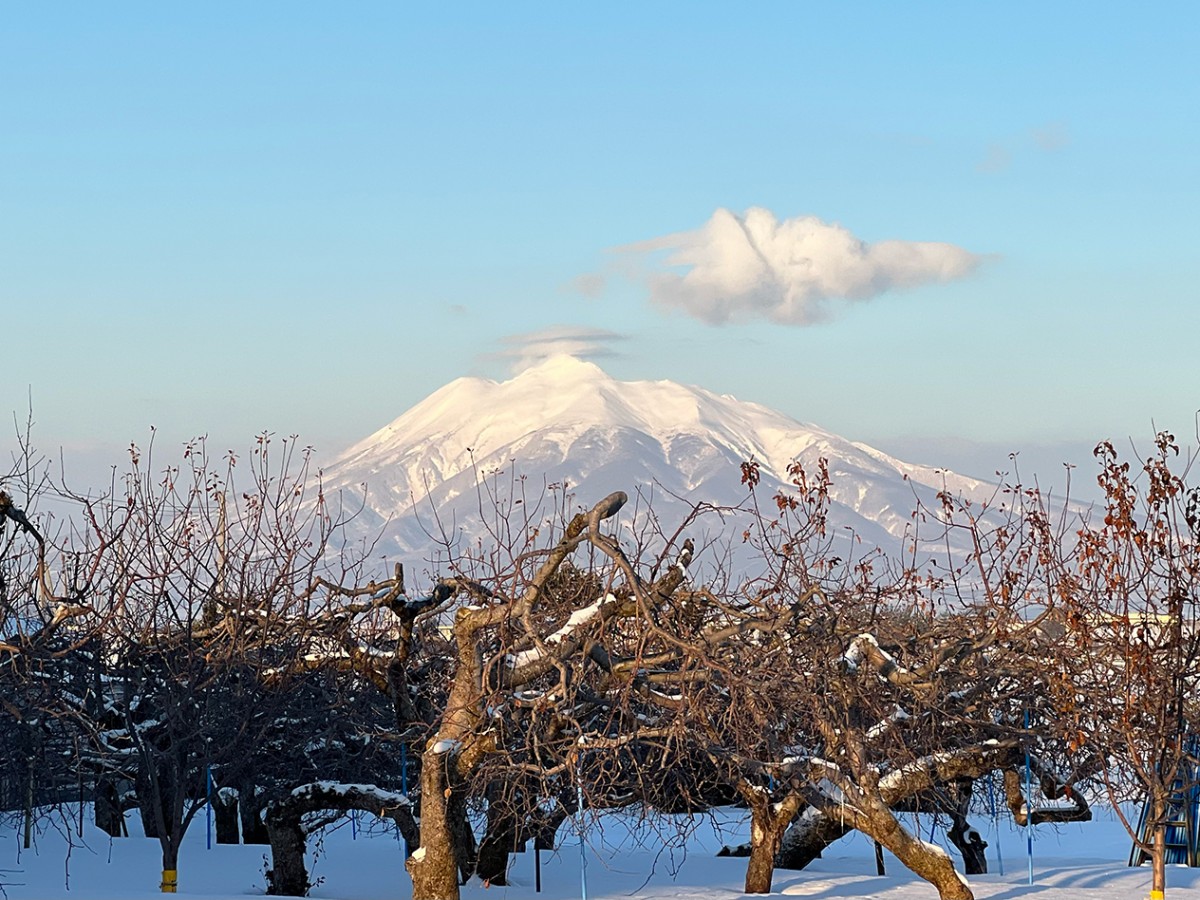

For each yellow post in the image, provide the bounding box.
[161,869,178,893]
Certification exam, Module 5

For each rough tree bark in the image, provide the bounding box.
[775,808,852,870]
[1152,794,1167,900]
[237,777,270,844]
[944,780,987,876]
[266,815,308,897]
[213,790,240,845]
[265,783,417,896]
[476,782,523,886]
[742,789,804,893]
[407,745,468,900]
[855,799,972,900]
[94,776,126,838]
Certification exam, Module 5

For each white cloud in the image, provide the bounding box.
[622,207,980,326]
[492,325,627,373]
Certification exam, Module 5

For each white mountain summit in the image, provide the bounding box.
[320,355,996,564]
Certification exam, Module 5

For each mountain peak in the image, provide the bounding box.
[323,362,997,560]
[511,354,609,381]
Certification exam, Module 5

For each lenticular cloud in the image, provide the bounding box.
[495,325,626,374]
[630,207,980,325]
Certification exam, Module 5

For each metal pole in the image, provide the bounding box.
[987,772,1004,876]
[576,759,588,900]
[1025,708,1033,885]
[206,766,213,851]
[76,737,84,838]
[400,745,411,855]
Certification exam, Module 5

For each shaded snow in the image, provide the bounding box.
[2,803,1193,899]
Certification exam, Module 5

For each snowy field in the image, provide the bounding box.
[4,805,1199,899]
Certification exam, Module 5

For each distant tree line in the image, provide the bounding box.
[2,426,1199,900]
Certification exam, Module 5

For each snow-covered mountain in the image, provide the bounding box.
[320,356,998,567]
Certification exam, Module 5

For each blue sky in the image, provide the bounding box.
[2,3,1197,493]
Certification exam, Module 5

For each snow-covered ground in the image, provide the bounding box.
[4,805,1199,899]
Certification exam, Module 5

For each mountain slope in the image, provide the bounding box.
[320,356,998,564]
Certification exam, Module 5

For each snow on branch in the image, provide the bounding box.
[288,780,410,808]
[842,633,925,688]
[865,704,911,741]
[268,781,418,847]
[505,594,613,669]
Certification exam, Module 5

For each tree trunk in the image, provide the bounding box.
[160,836,181,893]
[408,748,462,900]
[407,632,492,900]
[947,816,987,876]
[776,807,853,870]
[23,754,34,850]
[743,795,798,894]
[1152,795,1167,900]
[745,821,785,894]
[476,789,521,885]
[263,782,417,897]
[137,766,162,839]
[858,805,973,900]
[214,791,241,844]
[94,776,125,838]
[266,815,309,897]
[147,753,186,894]
[945,780,987,875]
[239,780,270,844]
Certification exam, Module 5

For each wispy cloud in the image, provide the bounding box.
[977,143,1013,174]
[569,273,607,298]
[490,325,628,373]
[977,121,1070,172]
[1030,122,1070,152]
[615,207,980,326]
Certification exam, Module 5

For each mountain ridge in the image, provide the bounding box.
[319,356,997,562]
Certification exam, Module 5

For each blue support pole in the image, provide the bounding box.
[401,743,409,795]
[206,766,213,851]
[401,744,411,856]
[1025,709,1034,885]
[576,760,588,900]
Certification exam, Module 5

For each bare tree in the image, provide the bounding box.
[1044,433,1200,900]
[697,458,1091,898]
[2,432,109,851]
[397,488,710,900]
[63,432,379,892]
[9,420,1159,900]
